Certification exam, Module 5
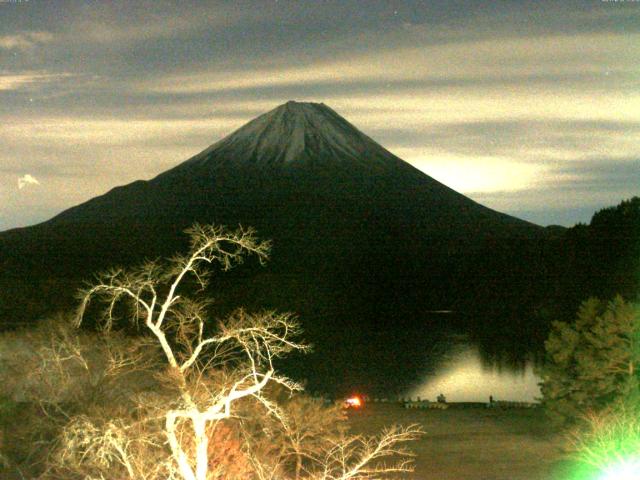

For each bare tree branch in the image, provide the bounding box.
[28,224,423,480]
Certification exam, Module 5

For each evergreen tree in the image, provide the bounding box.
[539,296,640,426]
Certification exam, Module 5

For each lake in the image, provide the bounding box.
[405,336,542,403]
[290,313,546,400]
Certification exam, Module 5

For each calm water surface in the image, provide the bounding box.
[405,336,541,403]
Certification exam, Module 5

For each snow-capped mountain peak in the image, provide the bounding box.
[176,101,402,172]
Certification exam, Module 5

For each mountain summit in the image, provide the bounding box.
[171,101,402,172]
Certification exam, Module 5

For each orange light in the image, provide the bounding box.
[346,396,362,407]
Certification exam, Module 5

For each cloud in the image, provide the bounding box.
[400,152,548,194]
[369,119,640,165]
[135,30,639,94]
[55,2,249,47]
[550,156,640,191]
[0,71,73,91]
[17,174,40,190]
[0,32,53,50]
[470,156,640,227]
[0,116,240,148]
[135,60,382,95]
[72,16,193,45]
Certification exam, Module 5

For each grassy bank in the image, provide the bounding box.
[347,403,574,480]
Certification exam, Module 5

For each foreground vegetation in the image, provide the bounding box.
[2,195,638,478]
[539,294,640,478]
[0,224,421,480]
[539,296,640,427]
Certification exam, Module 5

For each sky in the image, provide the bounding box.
[1,0,639,230]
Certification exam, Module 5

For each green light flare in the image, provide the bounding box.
[562,404,640,480]
[599,457,640,480]
[561,456,640,480]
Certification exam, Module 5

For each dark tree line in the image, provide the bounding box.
[459,197,639,365]
[543,196,640,323]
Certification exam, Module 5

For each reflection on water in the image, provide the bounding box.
[298,314,545,398]
[406,341,541,403]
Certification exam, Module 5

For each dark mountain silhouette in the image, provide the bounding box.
[0,101,551,394]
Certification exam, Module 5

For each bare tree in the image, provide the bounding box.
[59,223,424,480]
[75,224,310,480]
[1,314,163,479]
[238,393,347,480]
[241,397,422,480]
[317,424,422,480]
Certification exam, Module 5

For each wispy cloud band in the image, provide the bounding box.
[0,31,53,50]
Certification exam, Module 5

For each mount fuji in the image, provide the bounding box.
[0,101,550,393]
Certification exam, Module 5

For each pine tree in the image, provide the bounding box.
[539,296,640,426]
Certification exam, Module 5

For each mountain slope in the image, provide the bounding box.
[50,101,534,232]
[0,101,549,394]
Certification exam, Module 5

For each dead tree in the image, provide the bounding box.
[71,224,421,480]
